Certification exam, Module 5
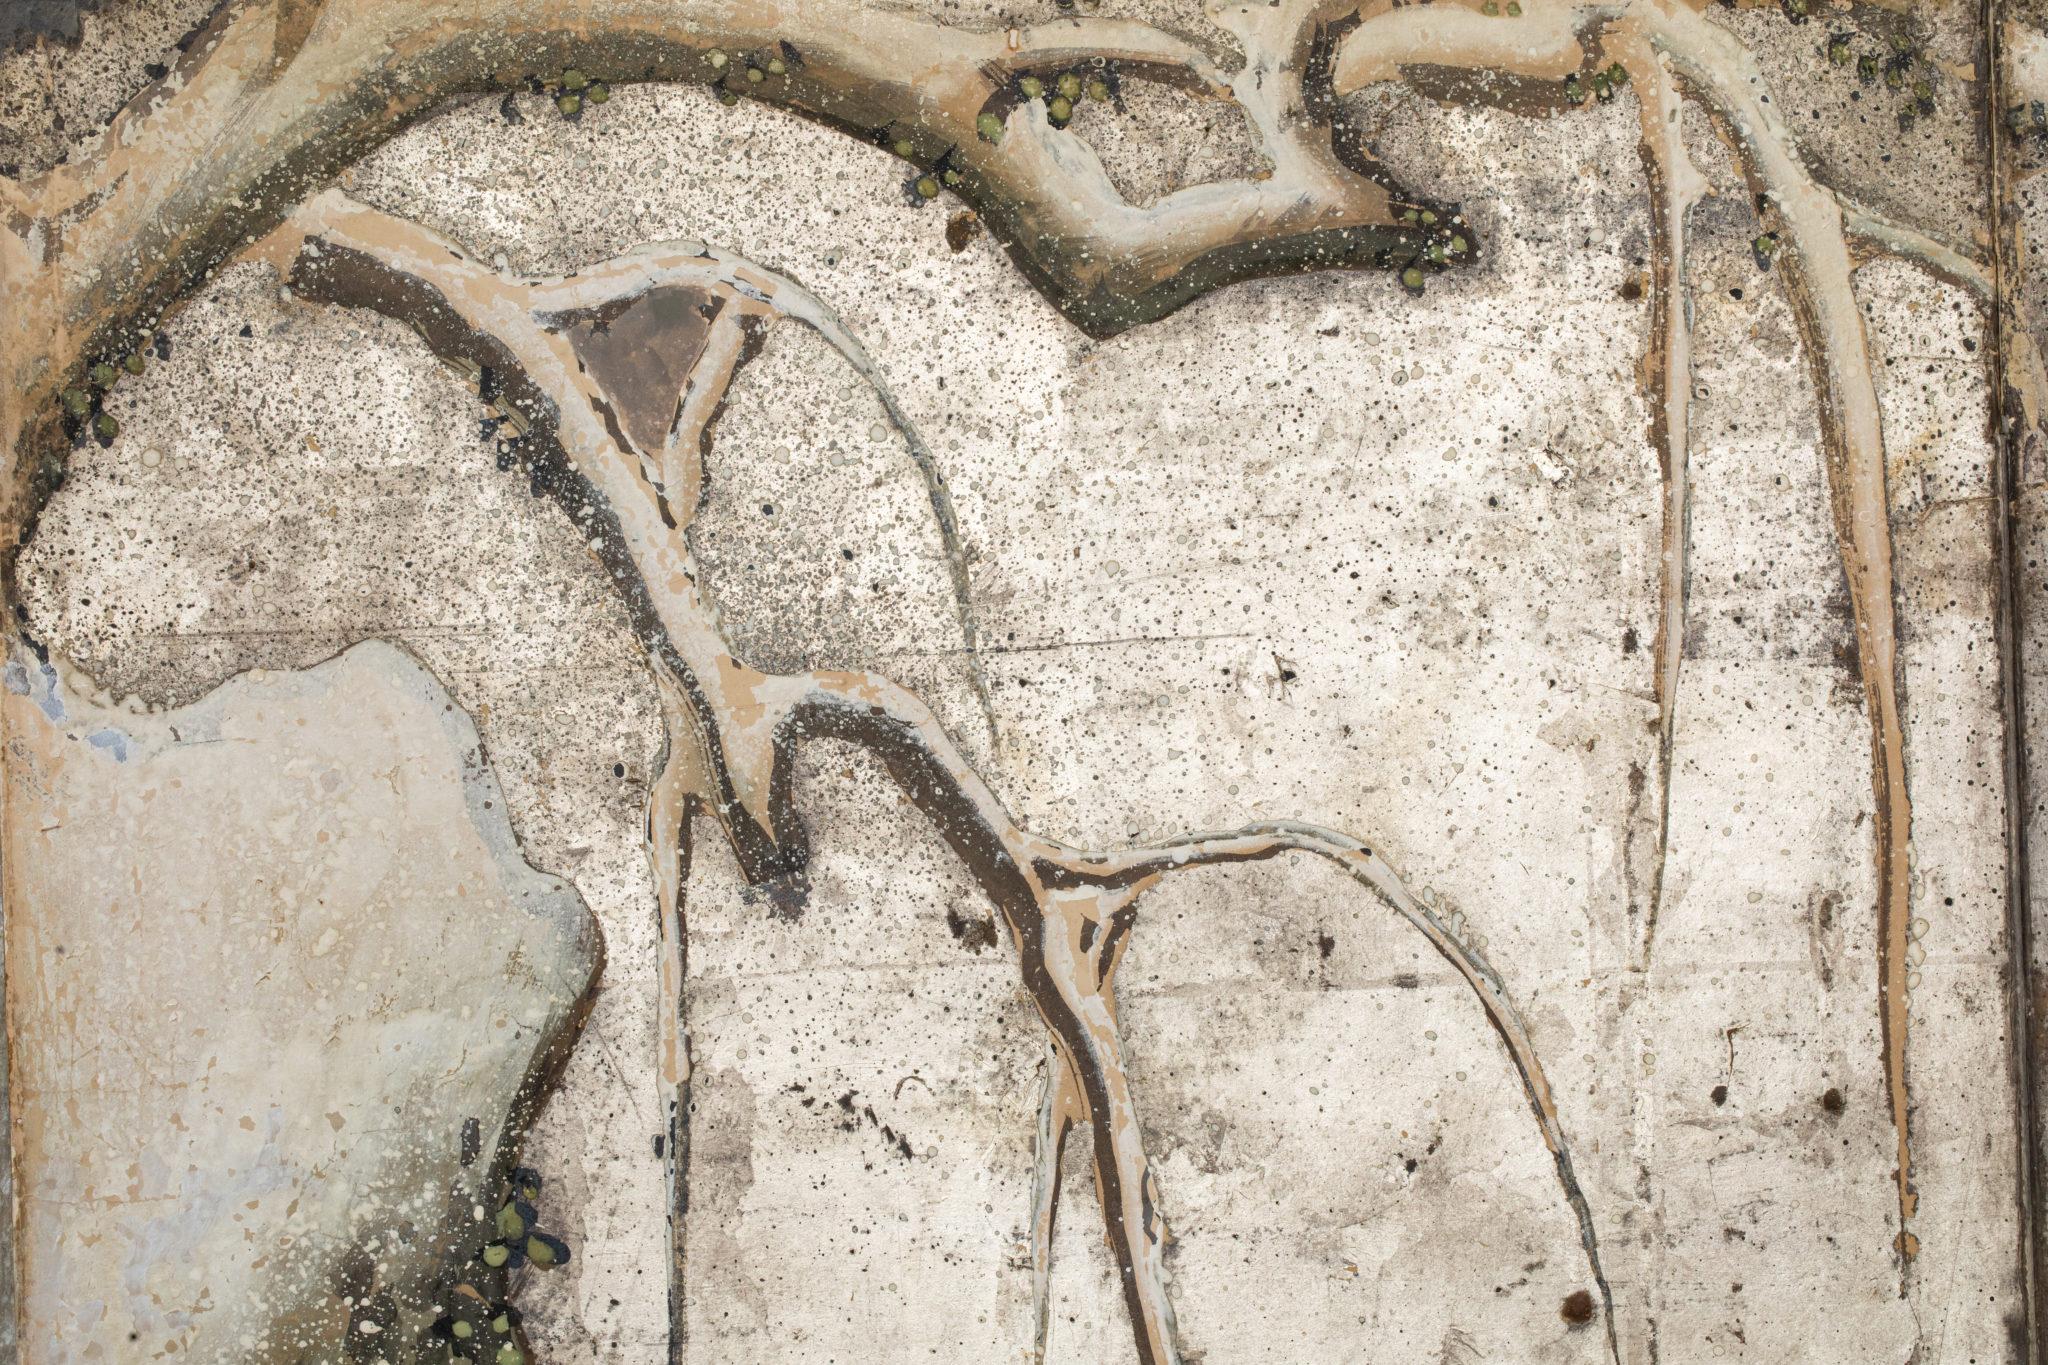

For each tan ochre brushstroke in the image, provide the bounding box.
[1028,1041,1086,1363]
[1639,2,1919,1268]
[1321,0,1928,1266]
[274,191,1617,1365]
[1611,30,1705,971]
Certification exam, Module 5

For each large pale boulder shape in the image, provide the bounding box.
[1,640,601,1362]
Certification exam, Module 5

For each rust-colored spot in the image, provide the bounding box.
[946,212,982,254]
[1560,1289,1596,1326]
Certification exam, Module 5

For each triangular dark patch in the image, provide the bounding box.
[547,286,722,454]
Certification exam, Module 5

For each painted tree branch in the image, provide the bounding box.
[1322,0,1925,1268]
[1611,31,1704,973]
[1639,0,1920,1268]
[0,0,1469,546]
[273,189,1617,1364]
[0,0,1991,1343]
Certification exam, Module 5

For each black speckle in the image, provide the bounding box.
[1710,1084,1728,1107]
[1821,1087,1845,1115]
[945,906,998,952]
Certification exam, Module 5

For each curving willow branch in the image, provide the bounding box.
[1638,1,1921,1269]
[0,0,1459,526]
[270,190,1617,1363]
[1610,30,1705,973]
[1322,0,1930,1270]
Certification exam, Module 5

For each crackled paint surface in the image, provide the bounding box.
[0,0,2042,1361]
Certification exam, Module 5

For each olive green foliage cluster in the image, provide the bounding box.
[1761,0,1939,134]
[1392,203,1474,296]
[1002,65,1117,135]
[425,1167,570,1365]
[1562,60,1631,107]
[1820,25,1936,133]
[888,62,1120,204]
[704,43,797,107]
[544,67,610,119]
[1751,227,1782,271]
[56,332,162,446]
